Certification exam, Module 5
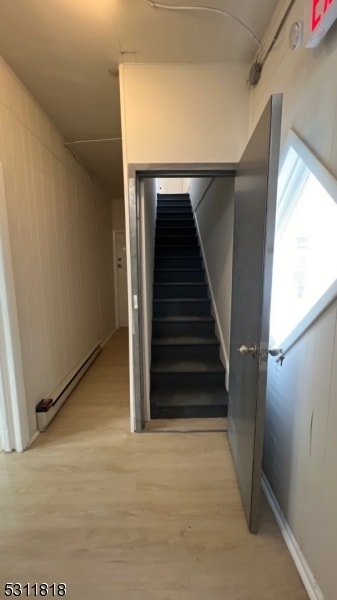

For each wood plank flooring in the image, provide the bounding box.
[0,328,307,599]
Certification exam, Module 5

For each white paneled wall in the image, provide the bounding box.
[265,301,337,599]
[187,177,234,379]
[112,197,125,230]
[96,186,116,344]
[0,56,113,440]
[250,1,337,597]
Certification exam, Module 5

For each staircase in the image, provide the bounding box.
[150,193,228,419]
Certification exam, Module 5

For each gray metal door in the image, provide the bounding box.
[228,94,282,533]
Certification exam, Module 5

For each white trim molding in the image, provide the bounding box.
[0,163,30,452]
[262,474,324,600]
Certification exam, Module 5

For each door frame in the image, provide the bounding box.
[113,229,127,329]
[0,163,30,452]
[127,163,236,432]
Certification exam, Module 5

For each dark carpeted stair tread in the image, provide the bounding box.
[155,255,201,259]
[152,335,218,346]
[151,385,228,407]
[151,357,225,373]
[157,210,192,214]
[155,268,203,272]
[153,315,214,322]
[155,258,202,265]
[157,193,190,197]
[154,282,206,287]
[157,219,195,227]
[155,246,200,250]
[155,236,198,241]
[154,297,210,303]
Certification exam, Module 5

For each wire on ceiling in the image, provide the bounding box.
[259,0,297,66]
[64,137,122,146]
[145,0,262,48]
[247,0,297,86]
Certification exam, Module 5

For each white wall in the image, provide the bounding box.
[0,56,114,442]
[188,177,234,381]
[250,1,337,597]
[95,186,116,343]
[265,300,337,600]
[120,63,249,165]
[119,62,249,428]
[141,178,157,420]
[112,197,125,230]
[250,0,337,180]
[157,178,187,194]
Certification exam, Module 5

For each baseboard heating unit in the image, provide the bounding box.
[36,345,101,432]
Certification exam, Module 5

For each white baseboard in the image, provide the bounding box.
[36,345,101,433]
[262,473,324,600]
[192,211,229,387]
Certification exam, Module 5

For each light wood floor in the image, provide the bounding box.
[0,328,307,599]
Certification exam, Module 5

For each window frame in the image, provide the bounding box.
[270,129,337,351]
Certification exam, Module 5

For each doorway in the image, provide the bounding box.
[129,167,235,434]
[148,177,232,421]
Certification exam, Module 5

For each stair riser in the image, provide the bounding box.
[157,192,190,202]
[155,246,200,257]
[157,197,191,202]
[151,371,226,386]
[152,321,215,338]
[156,229,196,237]
[153,300,211,317]
[155,257,203,269]
[153,284,208,299]
[152,344,219,361]
[157,207,192,214]
[157,220,194,228]
[154,270,205,283]
[157,205,191,211]
[155,236,198,246]
[157,211,193,219]
[152,405,227,419]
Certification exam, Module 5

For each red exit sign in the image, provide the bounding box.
[306,0,337,46]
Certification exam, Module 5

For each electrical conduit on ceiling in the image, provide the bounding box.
[145,0,298,86]
[64,137,122,145]
[145,0,262,48]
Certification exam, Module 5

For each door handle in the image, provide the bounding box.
[237,344,257,357]
[237,344,285,363]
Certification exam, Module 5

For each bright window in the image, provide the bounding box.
[270,132,337,345]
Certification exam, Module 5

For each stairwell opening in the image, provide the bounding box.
[130,169,236,429]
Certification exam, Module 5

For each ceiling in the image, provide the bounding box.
[0,0,280,198]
